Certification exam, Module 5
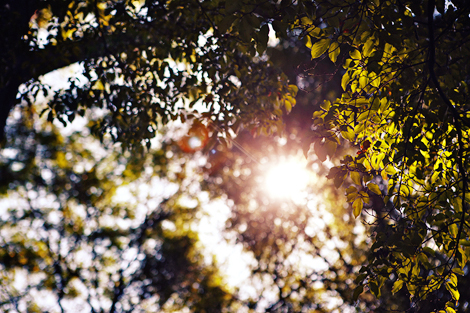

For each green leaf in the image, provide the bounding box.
[352,198,363,218]
[225,0,240,14]
[354,273,367,284]
[239,17,252,42]
[272,20,287,38]
[353,285,363,301]
[369,281,379,297]
[367,183,381,195]
[218,15,237,33]
[310,38,331,59]
[257,24,269,54]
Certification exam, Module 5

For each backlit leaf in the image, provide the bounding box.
[351,171,362,186]
[445,282,460,301]
[329,41,340,63]
[367,183,381,195]
[352,198,363,218]
[391,279,403,294]
[310,38,331,59]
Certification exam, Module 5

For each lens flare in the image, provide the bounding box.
[177,120,209,153]
[264,159,310,199]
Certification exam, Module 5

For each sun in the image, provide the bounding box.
[264,157,310,199]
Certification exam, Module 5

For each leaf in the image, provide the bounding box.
[449,273,458,287]
[354,122,365,134]
[445,282,460,301]
[449,223,458,239]
[369,281,379,297]
[346,186,357,194]
[310,38,331,59]
[324,140,337,158]
[453,268,465,276]
[284,100,292,113]
[341,71,350,91]
[302,141,312,158]
[363,38,375,57]
[341,126,355,141]
[446,307,456,313]
[351,171,362,185]
[218,15,237,33]
[272,20,287,38]
[353,285,364,301]
[328,41,340,63]
[391,279,404,294]
[225,0,240,14]
[288,84,299,96]
[367,183,381,195]
[239,17,252,42]
[349,49,361,60]
[352,198,363,218]
[315,142,327,162]
[359,75,368,89]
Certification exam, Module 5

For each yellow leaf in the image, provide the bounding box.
[352,198,363,218]
[341,128,355,141]
[284,100,292,113]
[391,279,403,294]
[351,171,362,185]
[310,38,331,59]
[367,183,381,195]
[329,41,340,63]
[362,37,375,57]
[449,273,458,287]
[445,282,460,301]
[92,80,105,91]
[449,223,458,239]
[341,72,350,91]
[359,75,368,89]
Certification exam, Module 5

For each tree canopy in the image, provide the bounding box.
[299,0,470,310]
[2,0,470,312]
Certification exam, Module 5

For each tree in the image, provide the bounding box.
[1,0,300,148]
[300,0,470,311]
[0,103,240,312]
[3,0,470,312]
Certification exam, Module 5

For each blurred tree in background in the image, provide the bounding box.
[2,0,470,313]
